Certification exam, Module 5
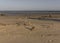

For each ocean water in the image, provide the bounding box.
[0,11,60,16]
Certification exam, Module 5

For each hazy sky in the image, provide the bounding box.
[0,0,60,11]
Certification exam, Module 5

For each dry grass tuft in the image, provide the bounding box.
[25,26,35,31]
[16,22,21,26]
[23,20,35,31]
[0,23,6,26]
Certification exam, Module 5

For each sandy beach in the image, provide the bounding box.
[0,16,59,43]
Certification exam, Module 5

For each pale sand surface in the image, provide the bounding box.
[0,16,60,43]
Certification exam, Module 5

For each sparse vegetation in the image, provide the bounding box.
[0,23,6,26]
[49,14,52,18]
[25,25,35,31]
[16,22,20,26]
[0,13,5,16]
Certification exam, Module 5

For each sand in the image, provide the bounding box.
[0,16,60,43]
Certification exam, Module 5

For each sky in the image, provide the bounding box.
[0,0,60,11]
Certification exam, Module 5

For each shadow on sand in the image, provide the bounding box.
[29,18,60,22]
